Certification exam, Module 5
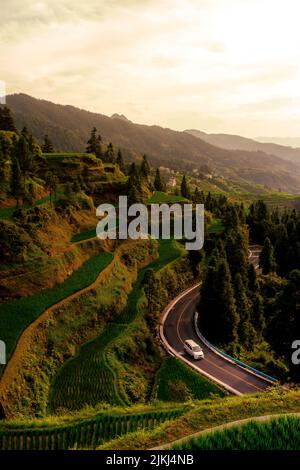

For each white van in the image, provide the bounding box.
[184,339,204,360]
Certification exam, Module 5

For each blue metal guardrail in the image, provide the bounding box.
[194,313,277,383]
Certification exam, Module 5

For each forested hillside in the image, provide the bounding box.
[5,94,300,194]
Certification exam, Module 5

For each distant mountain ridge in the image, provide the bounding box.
[4,93,300,193]
[257,136,300,148]
[185,129,300,164]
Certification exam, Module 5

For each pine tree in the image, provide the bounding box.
[197,254,219,341]
[129,162,138,179]
[234,273,254,349]
[187,249,204,277]
[116,149,126,173]
[274,228,290,277]
[267,269,300,381]
[180,175,190,199]
[95,135,102,158]
[0,133,11,161]
[216,239,227,260]
[104,142,115,163]
[41,134,54,153]
[20,127,41,158]
[216,259,239,345]
[0,107,17,132]
[45,172,58,204]
[86,127,102,158]
[238,203,246,224]
[193,187,201,203]
[128,183,142,205]
[140,154,150,179]
[0,141,5,184]
[154,168,164,191]
[247,263,258,292]
[127,162,143,202]
[259,237,276,274]
[15,136,34,184]
[10,156,23,205]
[225,229,249,281]
[24,181,35,205]
[143,269,159,314]
[224,205,239,231]
[252,293,265,337]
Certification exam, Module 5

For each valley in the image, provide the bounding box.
[0,103,299,451]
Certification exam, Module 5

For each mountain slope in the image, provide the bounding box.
[185,129,300,164]
[5,93,300,193]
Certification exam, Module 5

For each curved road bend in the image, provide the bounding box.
[162,244,271,394]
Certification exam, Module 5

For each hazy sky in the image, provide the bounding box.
[1,0,300,137]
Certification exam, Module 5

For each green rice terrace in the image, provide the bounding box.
[0,405,185,450]
[49,239,183,412]
[146,191,188,204]
[0,114,299,454]
[172,415,300,450]
[0,251,113,377]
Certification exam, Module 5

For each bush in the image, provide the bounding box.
[168,380,192,402]
[0,219,35,262]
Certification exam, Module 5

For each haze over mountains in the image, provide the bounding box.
[257,137,300,148]
[185,129,300,164]
[5,93,300,194]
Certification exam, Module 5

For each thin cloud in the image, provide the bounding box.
[0,0,300,137]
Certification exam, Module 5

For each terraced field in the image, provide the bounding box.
[147,191,188,204]
[172,415,300,450]
[71,227,96,243]
[49,239,182,412]
[0,194,52,220]
[0,407,185,450]
[0,251,113,377]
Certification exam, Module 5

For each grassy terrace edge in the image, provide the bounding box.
[172,415,300,450]
[0,404,187,450]
[98,388,300,450]
[48,238,183,411]
[0,251,114,377]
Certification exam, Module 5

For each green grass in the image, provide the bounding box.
[0,407,185,450]
[0,194,52,220]
[43,153,99,162]
[172,416,300,450]
[71,228,97,243]
[155,357,225,401]
[0,252,113,378]
[207,218,224,234]
[49,239,183,412]
[99,388,300,450]
[71,217,119,243]
[115,239,182,325]
[147,191,189,204]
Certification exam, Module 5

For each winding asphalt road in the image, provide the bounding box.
[161,245,272,395]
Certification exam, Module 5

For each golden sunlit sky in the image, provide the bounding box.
[1,0,300,138]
